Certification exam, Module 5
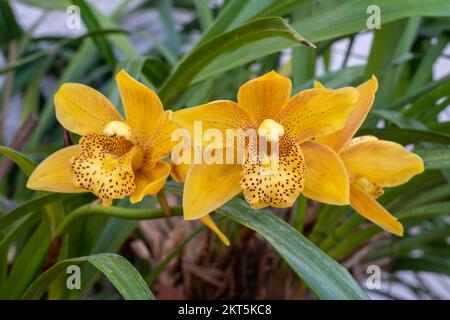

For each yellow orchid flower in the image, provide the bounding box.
[173,70,361,221]
[27,69,176,206]
[315,77,424,236]
[170,161,230,246]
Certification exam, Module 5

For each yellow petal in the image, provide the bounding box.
[145,110,178,167]
[342,135,378,148]
[237,71,292,124]
[171,162,189,183]
[183,163,242,220]
[318,76,378,152]
[279,87,359,143]
[54,83,123,136]
[340,139,424,187]
[130,161,171,203]
[353,177,384,199]
[71,134,137,207]
[27,145,85,193]
[116,69,164,141]
[350,183,403,236]
[301,141,349,205]
[200,215,230,246]
[241,136,306,209]
[173,100,254,148]
[170,139,192,182]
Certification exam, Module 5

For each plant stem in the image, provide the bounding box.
[156,189,172,216]
[56,204,183,236]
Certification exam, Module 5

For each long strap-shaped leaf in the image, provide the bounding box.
[0,146,36,176]
[165,183,368,300]
[158,17,314,104]
[22,253,154,300]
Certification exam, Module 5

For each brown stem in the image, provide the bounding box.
[0,115,38,180]
[40,235,62,273]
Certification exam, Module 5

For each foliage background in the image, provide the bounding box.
[0,0,449,300]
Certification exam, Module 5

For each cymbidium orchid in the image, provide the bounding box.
[173,70,361,221]
[315,78,424,235]
[27,69,176,206]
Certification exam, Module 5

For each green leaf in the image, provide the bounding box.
[193,0,249,46]
[294,0,450,42]
[0,0,23,46]
[366,18,421,107]
[165,183,368,300]
[15,0,71,9]
[415,150,450,169]
[371,110,427,130]
[291,3,316,88]
[393,256,450,276]
[0,193,75,232]
[137,32,178,66]
[2,220,51,299]
[29,41,97,145]
[364,226,450,261]
[142,57,172,88]
[390,73,450,113]
[71,0,116,67]
[397,202,450,221]
[194,0,213,31]
[407,35,448,93]
[56,204,182,236]
[0,30,126,75]
[358,128,450,144]
[193,0,450,85]
[0,212,41,254]
[88,4,137,57]
[0,146,36,176]
[327,210,450,262]
[21,253,155,300]
[255,0,310,17]
[194,0,273,49]
[158,17,314,104]
[292,195,308,233]
[155,0,181,54]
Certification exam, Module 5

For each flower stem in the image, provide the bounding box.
[56,204,183,236]
[156,189,172,216]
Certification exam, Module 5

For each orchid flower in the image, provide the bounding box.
[173,71,360,221]
[27,70,176,206]
[315,78,424,235]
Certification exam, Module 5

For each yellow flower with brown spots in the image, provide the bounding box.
[173,70,361,221]
[315,78,424,235]
[27,69,176,207]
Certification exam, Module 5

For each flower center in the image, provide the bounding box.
[257,119,284,142]
[103,121,134,142]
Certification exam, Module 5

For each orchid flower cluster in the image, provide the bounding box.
[27,69,424,245]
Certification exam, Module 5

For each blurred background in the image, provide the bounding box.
[1,0,449,300]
